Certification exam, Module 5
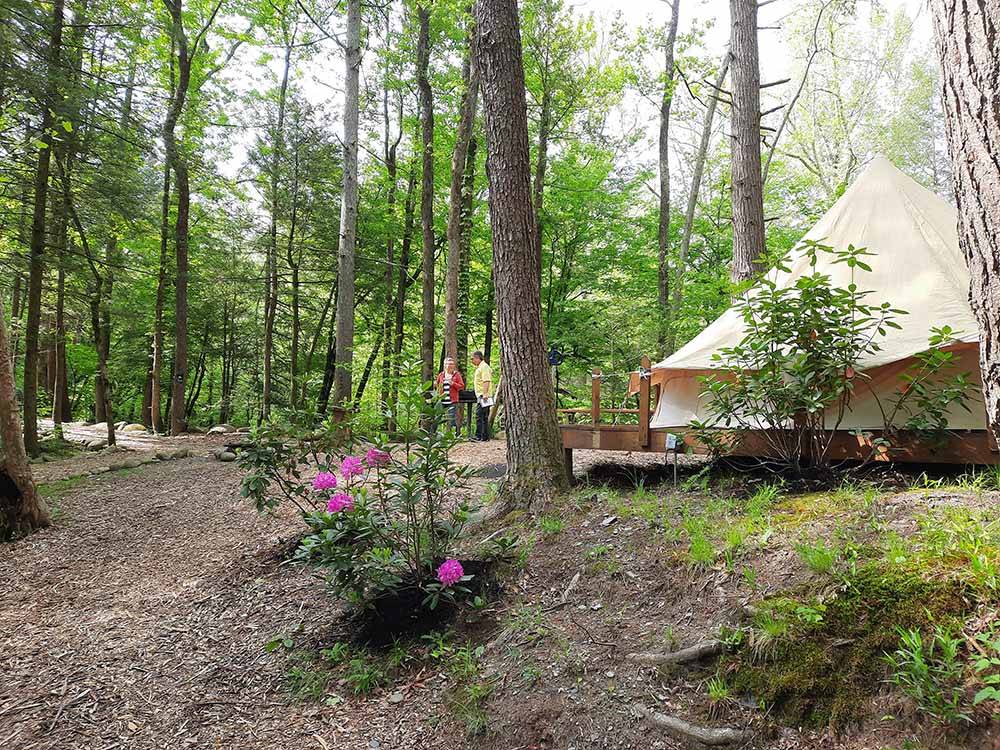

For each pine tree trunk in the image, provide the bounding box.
[475,0,569,510]
[380,38,401,422]
[932,0,1000,436]
[417,6,436,389]
[23,0,66,456]
[0,296,48,539]
[445,21,480,361]
[333,0,361,407]
[657,0,681,355]
[729,0,765,284]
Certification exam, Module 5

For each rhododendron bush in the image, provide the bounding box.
[240,369,476,611]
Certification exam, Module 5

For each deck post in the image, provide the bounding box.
[564,447,574,485]
[639,355,651,448]
[591,368,602,424]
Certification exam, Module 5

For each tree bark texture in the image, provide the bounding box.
[932,0,1000,437]
[0,295,48,539]
[445,21,480,362]
[729,0,766,284]
[333,0,361,407]
[417,6,436,389]
[475,0,570,509]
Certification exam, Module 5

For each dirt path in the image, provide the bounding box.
[0,455,451,750]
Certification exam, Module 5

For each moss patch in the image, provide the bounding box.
[725,564,970,730]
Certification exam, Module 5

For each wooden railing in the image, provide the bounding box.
[557,356,657,448]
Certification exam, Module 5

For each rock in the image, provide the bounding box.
[155,450,172,461]
[387,692,404,704]
[601,515,618,527]
[87,439,108,451]
[119,458,143,469]
[115,421,127,430]
[208,423,237,435]
[171,448,191,460]
[217,451,237,463]
[91,422,108,432]
[122,424,148,433]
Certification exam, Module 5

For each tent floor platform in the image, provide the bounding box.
[560,423,1000,475]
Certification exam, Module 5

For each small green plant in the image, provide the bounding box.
[746,483,781,520]
[539,516,565,536]
[973,628,1000,707]
[706,674,731,703]
[795,539,838,574]
[885,625,970,725]
[793,602,826,625]
[345,656,386,695]
[585,543,611,560]
[319,641,351,665]
[449,644,486,680]
[448,680,494,736]
[285,664,330,701]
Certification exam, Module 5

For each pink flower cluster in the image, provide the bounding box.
[436,559,464,587]
[365,448,390,468]
[340,455,365,480]
[312,471,338,491]
[326,492,355,513]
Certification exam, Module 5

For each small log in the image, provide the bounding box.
[627,639,724,666]
[633,704,748,746]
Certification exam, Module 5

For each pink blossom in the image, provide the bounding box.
[340,455,365,480]
[326,493,355,513]
[365,448,390,468]
[312,471,338,491]
[436,559,464,588]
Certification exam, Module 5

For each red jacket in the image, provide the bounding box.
[435,370,465,403]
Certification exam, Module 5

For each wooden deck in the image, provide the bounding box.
[559,356,1000,474]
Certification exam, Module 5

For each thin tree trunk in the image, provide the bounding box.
[151,158,170,433]
[533,84,551,282]
[52,214,68,433]
[142,335,153,427]
[263,36,293,422]
[932,0,1000,436]
[286,141,301,411]
[333,0,361,407]
[457,136,478,375]
[657,0,681,355]
[668,54,729,353]
[354,330,383,412]
[484,266,494,363]
[445,18,480,361]
[729,0,766,284]
[23,0,66,456]
[475,0,569,510]
[390,165,418,431]
[0,296,48,539]
[417,6,436,390]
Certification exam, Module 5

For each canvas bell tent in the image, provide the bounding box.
[561,156,995,469]
[648,156,984,434]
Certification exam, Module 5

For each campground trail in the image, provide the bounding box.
[0,455,445,750]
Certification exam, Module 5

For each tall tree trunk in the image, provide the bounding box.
[23,0,66,456]
[52,214,68,433]
[142,335,153,427]
[729,0,765,284]
[668,54,729,354]
[262,37,293,422]
[286,145,301,411]
[932,0,1000,436]
[657,0,681,355]
[417,6,436,389]
[484,266,494,363]
[354,330,383,411]
[390,165,418,431]
[162,0,193,436]
[475,0,569,510]
[380,34,402,423]
[151,159,170,433]
[445,19,480,361]
[0,296,48,539]
[457,136,478,375]
[333,0,361,407]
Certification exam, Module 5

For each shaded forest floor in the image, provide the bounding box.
[3,436,1000,749]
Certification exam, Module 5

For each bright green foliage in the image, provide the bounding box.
[885,626,970,724]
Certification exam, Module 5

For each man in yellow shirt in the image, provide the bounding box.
[472,351,493,442]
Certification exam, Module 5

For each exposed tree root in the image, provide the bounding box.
[627,639,724,666]
[633,704,748,746]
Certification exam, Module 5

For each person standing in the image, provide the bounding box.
[435,357,465,432]
[472,351,493,442]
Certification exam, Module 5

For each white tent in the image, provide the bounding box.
[649,156,985,431]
